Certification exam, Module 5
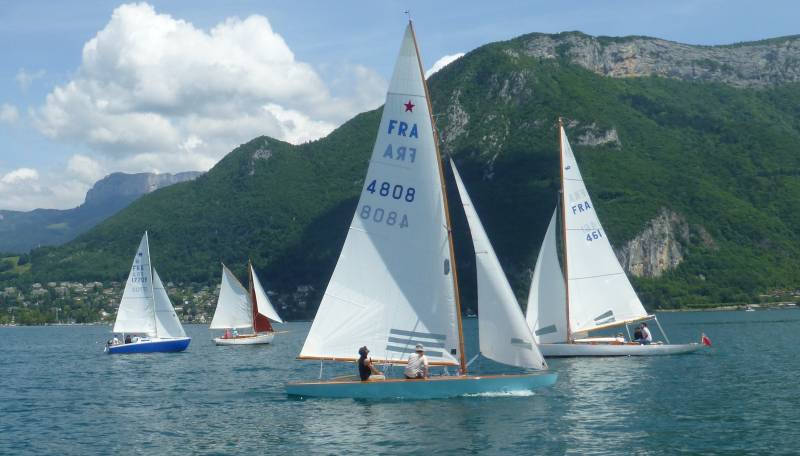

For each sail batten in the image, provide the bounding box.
[451,161,547,370]
[298,23,460,366]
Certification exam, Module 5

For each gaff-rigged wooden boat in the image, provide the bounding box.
[106,232,191,354]
[525,121,704,357]
[286,22,556,399]
[209,261,283,345]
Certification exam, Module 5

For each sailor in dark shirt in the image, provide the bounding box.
[358,346,381,381]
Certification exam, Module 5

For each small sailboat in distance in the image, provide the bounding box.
[525,120,703,356]
[106,232,191,354]
[210,261,283,345]
[285,21,556,399]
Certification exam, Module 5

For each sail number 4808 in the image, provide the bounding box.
[586,229,603,242]
[360,205,409,228]
[366,180,415,202]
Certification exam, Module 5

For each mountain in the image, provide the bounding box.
[0,171,201,253]
[16,31,800,318]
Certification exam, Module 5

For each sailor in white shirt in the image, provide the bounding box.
[404,344,429,379]
[641,323,653,345]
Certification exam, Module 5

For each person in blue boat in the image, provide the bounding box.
[404,344,429,379]
[640,323,653,345]
[124,334,132,344]
[358,346,382,381]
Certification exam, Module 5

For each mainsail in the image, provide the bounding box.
[450,161,546,369]
[209,264,253,330]
[113,233,156,335]
[526,208,568,343]
[298,23,461,366]
[153,268,187,338]
[560,126,648,334]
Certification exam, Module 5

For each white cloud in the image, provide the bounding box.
[16,68,45,91]
[31,3,387,176]
[0,103,19,124]
[0,157,109,211]
[1,168,39,184]
[425,53,465,78]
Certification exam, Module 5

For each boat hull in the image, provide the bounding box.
[540,342,702,357]
[286,372,557,399]
[106,337,191,354]
[213,332,274,345]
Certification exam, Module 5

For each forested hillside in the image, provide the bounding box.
[12,31,800,318]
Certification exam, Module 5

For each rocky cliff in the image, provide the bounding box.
[84,171,202,206]
[0,171,201,252]
[519,32,800,88]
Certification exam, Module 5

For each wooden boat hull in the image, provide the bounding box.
[539,342,702,357]
[105,337,191,354]
[286,372,557,399]
[213,332,274,345]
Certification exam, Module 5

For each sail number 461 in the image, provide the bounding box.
[360,205,409,228]
[586,229,603,242]
[366,180,415,202]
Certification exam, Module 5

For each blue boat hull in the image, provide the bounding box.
[106,337,191,354]
[286,372,557,399]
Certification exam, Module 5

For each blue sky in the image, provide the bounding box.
[0,0,798,210]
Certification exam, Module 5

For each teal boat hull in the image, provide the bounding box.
[286,372,557,399]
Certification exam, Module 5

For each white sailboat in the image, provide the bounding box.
[106,232,191,354]
[210,262,283,345]
[525,121,704,356]
[286,22,555,399]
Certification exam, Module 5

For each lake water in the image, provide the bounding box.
[1,309,798,455]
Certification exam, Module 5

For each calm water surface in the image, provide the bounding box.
[1,310,798,455]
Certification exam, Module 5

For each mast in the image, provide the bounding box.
[557,118,573,343]
[146,231,158,338]
[409,21,467,374]
[248,259,256,334]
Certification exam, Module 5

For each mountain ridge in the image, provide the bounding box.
[7,30,800,320]
[0,171,201,253]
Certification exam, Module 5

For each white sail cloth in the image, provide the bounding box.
[299,24,460,366]
[250,264,283,323]
[526,208,568,343]
[560,127,648,333]
[113,232,186,338]
[153,268,187,338]
[210,264,253,330]
[113,233,156,335]
[451,161,546,370]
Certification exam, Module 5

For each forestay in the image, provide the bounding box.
[450,161,546,369]
[113,233,156,335]
[560,127,647,333]
[251,264,283,323]
[299,24,460,366]
[153,268,187,338]
[209,264,253,330]
[526,208,568,343]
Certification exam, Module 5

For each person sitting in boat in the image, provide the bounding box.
[124,334,132,344]
[358,346,382,381]
[633,325,643,343]
[404,344,429,379]
[232,328,239,338]
[223,328,232,339]
[640,323,653,345]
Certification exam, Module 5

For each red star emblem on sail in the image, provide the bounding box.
[404,100,415,112]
